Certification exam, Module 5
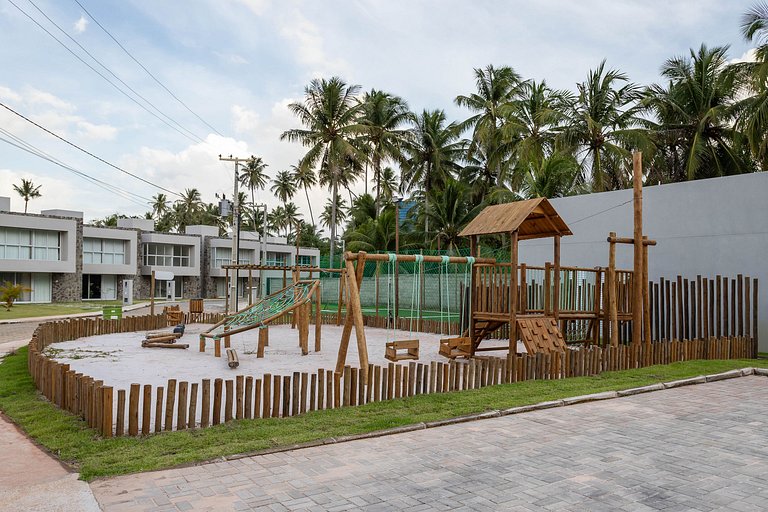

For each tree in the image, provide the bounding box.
[149,193,169,219]
[283,202,302,235]
[320,194,348,231]
[377,166,399,207]
[0,281,31,310]
[291,163,317,226]
[455,65,521,194]
[358,90,410,215]
[421,178,480,253]
[738,3,768,165]
[401,109,465,237]
[281,77,365,267]
[13,178,41,213]
[645,45,752,181]
[173,188,203,232]
[345,208,397,253]
[270,170,297,211]
[239,156,269,230]
[565,60,646,191]
[517,152,582,199]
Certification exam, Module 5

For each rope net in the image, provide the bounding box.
[209,281,315,338]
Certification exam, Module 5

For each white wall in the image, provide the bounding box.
[516,173,768,350]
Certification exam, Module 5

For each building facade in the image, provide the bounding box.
[0,197,320,303]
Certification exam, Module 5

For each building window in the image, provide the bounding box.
[0,228,60,261]
[0,272,32,301]
[297,255,314,267]
[211,247,252,269]
[83,238,126,265]
[265,251,289,266]
[142,243,192,267]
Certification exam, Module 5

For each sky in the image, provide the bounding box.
[0,0,758,226]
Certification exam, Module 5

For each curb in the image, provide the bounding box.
[0,302,173,326]
[166,367,766,471]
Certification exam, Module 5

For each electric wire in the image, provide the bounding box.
[0,101,182,198]
[0,127,151,207]
[6,0,204,145]
[71,0,223,137]
[24,0,207,144]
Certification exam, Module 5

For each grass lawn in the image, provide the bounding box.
[0,300,149,321]
[0,346,763,481]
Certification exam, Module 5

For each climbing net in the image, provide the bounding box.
[208,281,315,338]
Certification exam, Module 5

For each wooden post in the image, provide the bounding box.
[509,231,519,355]
[608,237,619,347]
[224,268,229,314]
[248,268,253,306]
[632,151,643,346]
[642,235,651,347]
[314,285,322,352]
[469,236,478,356]
[150,270,156,316]
[336,270,344,326]
[553,234,561,322]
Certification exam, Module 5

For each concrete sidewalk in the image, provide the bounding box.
[90,376,768,511]
[0,414,100,512]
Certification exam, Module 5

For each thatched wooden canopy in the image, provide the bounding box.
[459,197,572,240]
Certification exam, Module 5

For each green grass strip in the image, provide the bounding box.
[0,346,763,481]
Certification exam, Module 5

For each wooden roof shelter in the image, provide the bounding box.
[458,197,573,358]
[459,197,572,240]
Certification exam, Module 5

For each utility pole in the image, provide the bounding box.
[219,154,250,313]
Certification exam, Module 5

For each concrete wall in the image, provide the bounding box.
[515,173,768,350]
[82,225,138,276]
[0,212,78,274]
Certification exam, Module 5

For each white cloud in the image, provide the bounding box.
[231,104,259,134]
[0,168,77,214]
[213,51,248,65]
[74,15,89,34]
[76,120,118,141]
[278,10,349,77]
[0,85,22,102]
[25,88,75,111]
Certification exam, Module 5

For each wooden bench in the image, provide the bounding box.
[385,339,419,362]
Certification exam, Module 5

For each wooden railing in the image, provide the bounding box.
[26,312,757,438]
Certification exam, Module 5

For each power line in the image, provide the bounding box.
[0,101,182,198]
[72,0,223,137]
[7,0,204,145]
[0,128,151,207]
[24,0,207,144]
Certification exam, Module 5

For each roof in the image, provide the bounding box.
[459,197,572,240]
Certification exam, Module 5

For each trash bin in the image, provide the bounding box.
[102,305,123,320]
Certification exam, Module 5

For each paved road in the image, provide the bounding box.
[90,376,768,511]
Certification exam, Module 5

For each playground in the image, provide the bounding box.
[23,153,761,439]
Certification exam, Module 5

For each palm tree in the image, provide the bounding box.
[270,170,297,211]
[401,109,465,237]
[346,193,377,231]
[291,163,317,226]
[174,188,203,232]
[358,90,410,214]
[149,193,169,219]
[281,77,365,266]
[455,65,522,190]
[284,202,302,236]
[320,194,348,231]
[345,208,397,252]
[645,45,752,181]
[378,166,399,206]
[517,152,582,199]
[565,60,646,191]
[268,205,287,236]
[239,156,268,228]
[739,3,768,166]
[13,178,42,213]
[421,178,480,253]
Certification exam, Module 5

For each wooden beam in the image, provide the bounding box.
[553,234,561,322]
[509,231,519,355]
[606,236,657,246]
[608,232,618,347]
[643,235,651,346]
[345,252,495,265]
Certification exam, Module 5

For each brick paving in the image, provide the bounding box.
[90,376,768,511]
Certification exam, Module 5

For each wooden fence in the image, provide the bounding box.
[27,313,756,438]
